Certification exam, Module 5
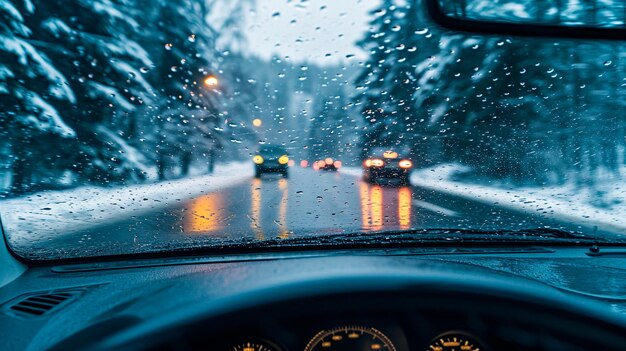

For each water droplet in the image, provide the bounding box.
[604,60,612,66]
[164,43,173,50]
[188,34,196,42]
[272,11,280,17]
[415,28,428,35]
[140,67,150,73]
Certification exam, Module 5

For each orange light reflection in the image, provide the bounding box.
[250,178,264,240]
[398,187,412,229]
[184,193,224,233]
[360,183,412,231]
[277,178,290,239]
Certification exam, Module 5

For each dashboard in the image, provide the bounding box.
[2,247,626,351]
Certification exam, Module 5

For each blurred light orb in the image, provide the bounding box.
[204,75,219,87]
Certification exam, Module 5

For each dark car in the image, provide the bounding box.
[253,145,289,178]
[362,147,412,185]
[313,157,342,171]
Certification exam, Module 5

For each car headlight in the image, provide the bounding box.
[278,155,289,165]
[399,159,413,168]
[253,155,264,164]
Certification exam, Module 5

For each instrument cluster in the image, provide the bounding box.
[228,326,485,351]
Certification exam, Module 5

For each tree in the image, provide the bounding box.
[0,0,75,193]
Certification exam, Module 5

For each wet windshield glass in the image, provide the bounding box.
[2,0,626,260]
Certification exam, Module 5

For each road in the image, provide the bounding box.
[36,167,587,257]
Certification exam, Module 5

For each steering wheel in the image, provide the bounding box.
[77,268,626,350]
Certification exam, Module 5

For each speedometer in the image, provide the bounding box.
[305,326,396,351]
[230,341,281,351]
[427,332,483,351]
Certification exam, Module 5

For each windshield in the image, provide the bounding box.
[2,0,626,261]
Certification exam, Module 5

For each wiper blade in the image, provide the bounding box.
[215,227,606,251]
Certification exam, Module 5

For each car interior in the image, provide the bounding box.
[3,0,626,350]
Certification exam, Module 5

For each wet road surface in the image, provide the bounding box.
[27,167,590,257]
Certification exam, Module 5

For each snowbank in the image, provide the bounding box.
[338,167,363,178]
[1,162,252,238]
[411,164,626,235]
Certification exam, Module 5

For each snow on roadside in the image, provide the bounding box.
[339,167,362,178]
[411,164,626,236]
[1,162,252,239]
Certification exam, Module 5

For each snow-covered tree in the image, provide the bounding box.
[0,0,75,192]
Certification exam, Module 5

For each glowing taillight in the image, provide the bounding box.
[399,159,413,169]
[333,160,342,168]
[325,157,334,165]
[370,158,385,167]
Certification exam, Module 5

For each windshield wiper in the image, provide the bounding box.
[210,227,608,252]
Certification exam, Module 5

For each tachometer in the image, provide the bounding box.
[230,341,281,351]
[427,332,483,351]
[305,326,396,351]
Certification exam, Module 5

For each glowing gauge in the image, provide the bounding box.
[305,326,396,351]
[427,332,483,351]
[230,341,281,351]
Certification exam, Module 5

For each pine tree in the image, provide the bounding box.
[0,0,75,192]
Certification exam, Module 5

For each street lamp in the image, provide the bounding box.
[204,75,219,88]
[252,118,263,127]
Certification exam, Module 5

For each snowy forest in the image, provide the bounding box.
[354,0,626,187]
[2,0,626,196]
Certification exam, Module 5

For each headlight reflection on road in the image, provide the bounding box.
[250,178,264,240]
[277,178,290,239]
[360,183,412,231]
[398,187,412,230]
[360,182,383,231]
[370,185,384,231]
[183,193,224,233]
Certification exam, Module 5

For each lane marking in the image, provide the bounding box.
[413,199,459,217]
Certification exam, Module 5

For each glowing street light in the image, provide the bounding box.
[204,75,219,87]
[252,118,263,127]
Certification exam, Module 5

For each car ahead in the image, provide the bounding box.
[313,157,342,171]
[253,145,289,178]
[362,148,413,185]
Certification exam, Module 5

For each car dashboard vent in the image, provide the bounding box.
[3,288,86,318]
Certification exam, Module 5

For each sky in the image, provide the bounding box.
[243,0,380,65]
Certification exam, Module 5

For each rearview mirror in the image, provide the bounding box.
[426,0,626,39]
